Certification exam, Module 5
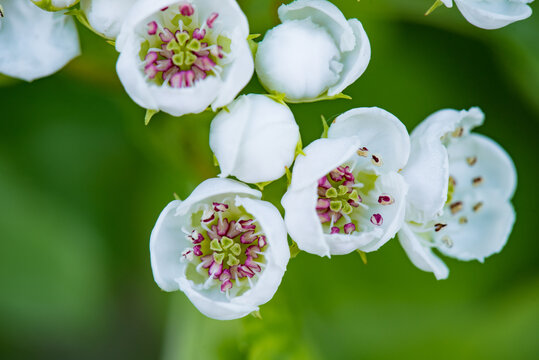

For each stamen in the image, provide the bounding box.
[472,176,483,186]
[180,3,195,16]
[206,12,219,28]
[378,194,394,205]
[449,176,457,187]
[466,156,477,166]
[330,227,340,234]
[450,201,463,215]
[356,147,369,157]
[434,223,447,232]
[371,154,383,167]
[370,213,383,226]
[459,216,468,224]
[147,21,158,35]
[441,236,453,248]
[344,223,356,234]
[452,127,464,138]
[473,202,483,212]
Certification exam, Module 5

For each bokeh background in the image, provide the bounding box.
[1,0,538,359]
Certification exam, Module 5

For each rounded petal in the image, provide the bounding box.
[454,0,533,29]
[150,200,186,291]
[278,0,355,52]
[447,133,517,201]
[0,0,80,82]
[210,94,300,184]
[290,136,362,190]
[327,18,370,96]
[398,223,449,280]
[441,0,454,7]
[81,0,134,40]
[211,31,254,110]
[282,184,329,257]
[176,178,261,217]
[177,277,258,320]
[255,19,341,101]
[437,198,515,262]
[328,107,410,172]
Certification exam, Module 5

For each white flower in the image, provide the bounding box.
[209,94,300,184]
[115,0,254,117]
[0,0,80,82]
[282,107,409,257]
[31,0,79,11]
[80,0,134,39]
[440,0,534,29]
[150,178,290,320]
[254,0,370,102]
[399,107,517,279]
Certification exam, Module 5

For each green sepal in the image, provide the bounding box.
[173,193,181,201]
[321,115,329,138]
[356,249,368,265]
[255,181,273,191]
[285,166,292,187]
[425,0,444,16]
[251,310,263,319]
[145,109,158,126]
[295,137,306,157]
[213,154,219,167]
[106,40,116,47]
[65,8,112,41]
[289,240,301,259]
[247,34,261,41]
[265,92,287,105]
[285,92,352,104]
[32,0,79,12]
[248,39,258,58]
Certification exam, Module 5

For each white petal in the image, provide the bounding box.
[437,198,515,262]
[454,0,533,29]
[233,196,289,304]
[176,178,261,217]
[402,107,483,223]
[447,133,517,201]
[194,0,250,39]
[0,0,80,82]
[278,0,355,52]
[210,94,300,184]
[398,223,449,280]
[81,0,134,40]
[290,136,362,190]
[442,0,454,7]
[328,107,410,172]
[255,18,341,101]
[327,18,371,96]
[177,277,258,320]
[282,184,329,257]
[211,31,254,110]
[150,200,187,291]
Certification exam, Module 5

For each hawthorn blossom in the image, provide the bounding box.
[439,0,534,29]
[209,94,300,184]
[399,107,517,279]
[282,107,409,256]
[0,0,80,81]
[150,178,290,320]
[255,0,370,102]
[115,0,254,117]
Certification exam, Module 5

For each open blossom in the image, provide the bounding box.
[150,178,289,320]
[399,107,517,279]
[282,108,409,256]
[116,0,254,117]
[209,94,300,184]
[80,0,134,39]
[255,0,370,102]
[0,0,80,82]
[439,0,534,29]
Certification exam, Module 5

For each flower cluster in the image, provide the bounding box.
[1,0,523,320]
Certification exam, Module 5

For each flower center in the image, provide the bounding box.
[316,147,394,235]
[140,4,230,88]
[181,200,267,295]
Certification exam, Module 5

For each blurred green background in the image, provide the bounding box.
[1,0,538,359]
